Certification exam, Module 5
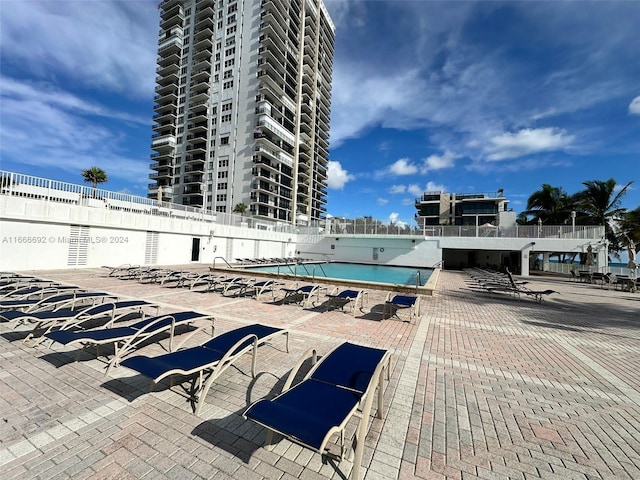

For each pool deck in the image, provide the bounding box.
[1,266,639,479]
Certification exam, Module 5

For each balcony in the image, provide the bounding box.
[151,135,176,152]
[154,90,178,104]
[183,175,203,184]
[188,89,209,103]
[194,26,214,41]
[183,185,203,195]
[153,101,176,115]
[190,67,210,84]
[155,71,178,86]
[158,35,182,55]
[158,51,180,68]
[187,121,208,133]
[160,9,183,30]
[156,62,179,77]
[185,143,207,154]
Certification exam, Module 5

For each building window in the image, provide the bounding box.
[220,136,229,145]
[221,114,231,122]
[217,171,228,179]
[221,102,232,111]
[216,194,227,202]
[215,206,227,212]
[223,80,233,89]
[226,25,236,35]
[217,182,227,190]
[219,159,229,167]
[224,58,235,68]
[225,47,235,56]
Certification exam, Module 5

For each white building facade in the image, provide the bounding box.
[150,0,334,225]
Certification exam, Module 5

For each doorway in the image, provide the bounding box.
[191,238,201,261]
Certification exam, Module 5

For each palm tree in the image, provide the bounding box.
[573,178,633,249]
[523,184,573,224]
[232,202,248,216]
[81,167,108,196]
[619,206,640,248]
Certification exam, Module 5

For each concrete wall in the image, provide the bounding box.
[1,195,604,274]
[296,236,443,268]
[0,196,295,271]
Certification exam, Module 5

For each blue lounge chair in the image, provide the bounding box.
[244,342,390,480]
[46,311,214,375]
[0,284,79,302]
[0,291,116,314]
[324,288,366,315]
[3,300,157,346]
[384,294,421,322]
[280,284,321,308]
[121,323,289,416]
[238,280,282,301]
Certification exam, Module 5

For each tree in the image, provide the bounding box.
[619,206,640,247]
[232,202,248,216]
[523,184,573,224]
[81,167,108,195]
[573,178,633,250]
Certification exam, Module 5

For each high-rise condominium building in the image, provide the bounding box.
[149,0,334,224]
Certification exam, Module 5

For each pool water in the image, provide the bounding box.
[244,262,433,286]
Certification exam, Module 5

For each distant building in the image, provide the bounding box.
[149,0,334,225]
[415,190,514,227]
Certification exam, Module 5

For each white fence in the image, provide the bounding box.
[0,170,606,240]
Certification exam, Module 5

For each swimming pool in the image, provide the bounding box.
[243,262,433,287]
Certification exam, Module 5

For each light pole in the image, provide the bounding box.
[538,217,542,238]
[571,211,576,234]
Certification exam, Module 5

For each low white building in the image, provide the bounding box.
[0,171,607,277]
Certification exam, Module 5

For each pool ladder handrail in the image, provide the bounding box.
[212,256,233,270]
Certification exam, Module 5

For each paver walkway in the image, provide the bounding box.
[1,266,639,479]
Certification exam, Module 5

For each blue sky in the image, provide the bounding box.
[1,0,639,227]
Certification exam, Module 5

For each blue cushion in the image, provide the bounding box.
[121,323,283,381]
[245,380,362,450]
[388,295,416,308]
[311,342,387,393]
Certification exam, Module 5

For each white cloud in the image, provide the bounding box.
[0,76,148,125]
[327,160,356,189]
[485,128,575,161]
[422,150,459,173]
[426,181,447,192]
[389,158,418,176]
[407,184,424,197]
[377,198,389,206]
[0,77,149,182]
[630,96,640,115]
[389,185,406,194]
[0,2,158,97]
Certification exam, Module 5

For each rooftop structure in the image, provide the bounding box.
[149,0,334,226]
[415,190,512,227]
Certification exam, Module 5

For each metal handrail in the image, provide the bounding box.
[212,256,233,270]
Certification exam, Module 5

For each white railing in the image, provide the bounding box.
[325,217,604,240]
[0,170,606,240]
[0,170,298,233]
[545,261,637,277]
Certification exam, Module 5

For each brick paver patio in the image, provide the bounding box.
[1,267,639,479]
